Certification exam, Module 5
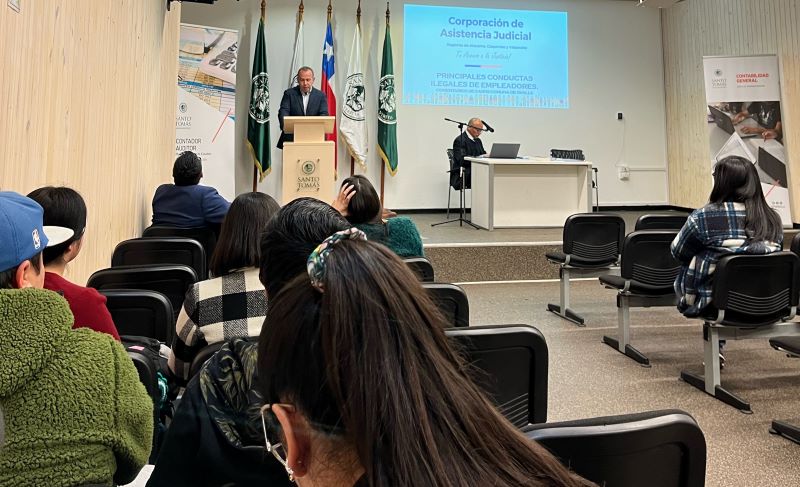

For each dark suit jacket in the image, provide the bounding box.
[451,132,485,189]
[151,184,230,228]
[277,86,329,149]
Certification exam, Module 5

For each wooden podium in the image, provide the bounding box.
[281,116,336,204]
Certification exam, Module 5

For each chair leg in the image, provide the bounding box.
[446,188,451,220]
[680,325,752,412]
[547,267,585,326]
[770,420,800,445]
[602,295,650,366]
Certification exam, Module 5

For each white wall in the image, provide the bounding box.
[182,0,668,208]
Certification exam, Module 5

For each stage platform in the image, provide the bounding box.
[402,210,798,283]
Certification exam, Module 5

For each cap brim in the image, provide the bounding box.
[43,226,74,247]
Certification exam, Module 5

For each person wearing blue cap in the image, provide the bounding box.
[0,191,153,486]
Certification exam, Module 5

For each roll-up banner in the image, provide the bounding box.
[175,23,238,201]
[703,55,791,226]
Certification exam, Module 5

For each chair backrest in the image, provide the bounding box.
[562,213,625,265]
[143,224,218,265]
[188,341,227,380]
[100,289,175,343]
[112,237,207,280]
[446,148,462,190]
[620,230,681,291]
[712,252,799,327]
[526,409,706,487]
[127,349,160,407]
[404,257,435,282]
[87,264,198,323]
[634,213,689,231]
[790,232,800,257]
[446,325,548,426]
[423,282,469,327]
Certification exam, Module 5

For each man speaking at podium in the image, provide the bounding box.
[452,117,488,189]
[277,66,329,149]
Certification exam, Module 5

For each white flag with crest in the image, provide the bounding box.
[288,10,304,88]
[340,23,368,169]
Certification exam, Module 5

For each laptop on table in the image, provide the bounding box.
[487,143,521,159]
[708,105,759,139]
[757,146,787,187]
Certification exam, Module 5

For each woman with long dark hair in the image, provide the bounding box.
[257,231,591,487]
[333,175,424,257]
[168,191,280,381]
[672,156,783,319]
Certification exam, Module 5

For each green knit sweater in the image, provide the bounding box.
[0,288,153,487]
[356,217,424,258]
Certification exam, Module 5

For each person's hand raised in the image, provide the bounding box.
[332,184,356,216]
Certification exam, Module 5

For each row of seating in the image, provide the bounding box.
[98,225,710,484]
[547,212,800,446]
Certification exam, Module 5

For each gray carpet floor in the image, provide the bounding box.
[462,279,800,487]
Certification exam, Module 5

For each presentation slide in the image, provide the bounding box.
[403,5,569,109]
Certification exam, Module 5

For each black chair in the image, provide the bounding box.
[87,264,198,324]
[100,289,175,344]
[404,257,434,282]
[143,224,218,267]
[423,282,469,327]
[634,213,689,231]
[188,341,226,380]
[526,409,706,487]
[599,230,681,365]
[768,336,800,444]
[126,348,161,463]
[790,232,800,256]
[680,252,800,412]
[432,148,478,229]
[112,237,207,280]
[546,213,625,325]
[446,325,548,427]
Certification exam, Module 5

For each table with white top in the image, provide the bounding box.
[466,156,593,230]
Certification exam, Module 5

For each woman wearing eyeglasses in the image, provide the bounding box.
[257,230,592,487]
[28,186,121,340]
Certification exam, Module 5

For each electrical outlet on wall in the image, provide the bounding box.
[617,112,624,120]
[618,165,630,180]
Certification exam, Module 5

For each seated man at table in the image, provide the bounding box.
[151,151,230,229]
[451,117,487,190]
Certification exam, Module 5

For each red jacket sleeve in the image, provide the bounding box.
[72,287,121,341]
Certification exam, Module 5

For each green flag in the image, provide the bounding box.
[378,21,398,176]
[247,16,271,181]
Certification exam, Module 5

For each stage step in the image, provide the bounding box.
[424,243,562,283]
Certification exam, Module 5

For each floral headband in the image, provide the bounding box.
[307,228,367,292]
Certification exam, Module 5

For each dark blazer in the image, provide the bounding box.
[451,132,485,189]
[151,184,230,228]
[277,86,329,149]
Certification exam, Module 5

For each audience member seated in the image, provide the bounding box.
[168,192,280,382]
[332,175,424,258]
[671,156,782,363]
[28,186,120,340]
[257,234,590,486]
[147,198,350,487]
[151,151,231,229]
[0,192,152,486]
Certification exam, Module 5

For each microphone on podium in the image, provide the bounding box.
[482,120,495,133]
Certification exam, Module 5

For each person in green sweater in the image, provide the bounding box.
[0,191,153,487]
[332,175,424,258]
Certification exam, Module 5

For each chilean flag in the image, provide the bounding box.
[321,20,337,172]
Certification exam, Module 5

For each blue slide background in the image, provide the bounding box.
[403,4,568,109]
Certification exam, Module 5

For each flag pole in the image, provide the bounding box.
[252,0,267,192]
[350,0,361,177]
[379,2,390,206]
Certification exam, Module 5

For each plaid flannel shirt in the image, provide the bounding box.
[671,202,782,317]
[167,267,267,381]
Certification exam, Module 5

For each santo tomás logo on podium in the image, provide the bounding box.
[296,159,320,193]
